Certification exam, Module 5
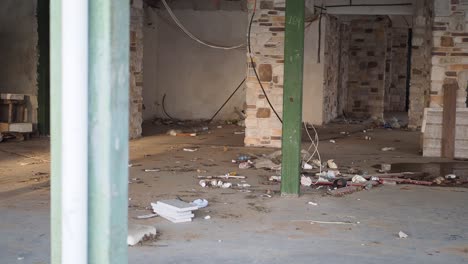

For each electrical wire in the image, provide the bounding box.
[160,0,246,50]
[248,1,283,123]
[162,93,176,120]
[208,78,246,123]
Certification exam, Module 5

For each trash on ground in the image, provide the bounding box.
[302,162,314,170]
[328,186,362,197]
[152,199,199,223]
[381,147,396,151]
[204,215,211,220]
[308,202,318,206]
[234,131,245,135]
[144,168,160,172]
[433,176,445,185]
[135,213,158,220]
[221,182,232,188]
[183,148,198,152]
[127,224,157,246]
[255,157,280,170]
[327,159,338,169]
[269,175,281,182]
[364,135,372,140]
[197,175,246,180]
[352,175,367,183]
[380,163,391,172]
[238,161,253,169]
[192,199,209,208]
[237,183,251,188]
[445,174,456,179]
[398,231,409,239]
[301,175,313,187]
[329,139,336,144]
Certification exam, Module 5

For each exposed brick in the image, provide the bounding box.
[257,64,272,82]
[259,1,274,9]
[440,36,454,47]
[256,108,271,118]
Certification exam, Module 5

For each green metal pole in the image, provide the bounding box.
[50,0,62,262]
[88,0,129,263]
[37,0,50,135]
[281,0,305,196]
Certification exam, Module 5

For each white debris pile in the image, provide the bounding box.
[151,199,199,223]
[127,224,157,246]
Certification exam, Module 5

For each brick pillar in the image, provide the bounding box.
[408,0,433,129]
[129,0,144,139]
[244,0,285,148]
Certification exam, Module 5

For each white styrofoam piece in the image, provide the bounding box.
[156,199,198,212]
[157,213,193,223]
[8,123,33,133]
[152,206,194,218]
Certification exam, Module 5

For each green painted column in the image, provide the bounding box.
[50,0,62,262]
[281,0,305,196]
[88,0,130,263]
[37,0,50,135]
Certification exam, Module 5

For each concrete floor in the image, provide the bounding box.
[0,123,467,263]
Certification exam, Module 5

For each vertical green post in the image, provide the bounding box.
[88,0,129,263]
[281,0,305,196]
[37,0,50,135]
[50,0,61,262]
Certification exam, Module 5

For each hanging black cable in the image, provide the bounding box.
[248,10,283,123]
[162,93,176,120]
[208,78,246,123]
[317,6,323,63]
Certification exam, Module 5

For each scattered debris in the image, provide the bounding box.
[221,182,232,188]
[234,131,245,135]
[237,183,251,188]
[197,175,246,180]
[398,231,409,239]
[307,202,318,206]
[183,148,198,152]
[192,199,208,209]
[152,199,199,223]
[329,139,336,144]
[364,135,372,141]
[433,176,445,185]
[127,224,157,246]
[204,215,211,220]
[269,175,281,182]
[328,186,362,197]
[445,174,457,179]
[254,157,280,170]
[238,161,253,169]
[135,214,158,220]
[381,147,396,151]
[301,175,313,187]
[352,175,367,183]
[144,168,160,172]
[327,159,338,169]
[302,162,314,170]
[380,163,392,172]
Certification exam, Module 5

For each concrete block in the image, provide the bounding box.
[0,94,25,100]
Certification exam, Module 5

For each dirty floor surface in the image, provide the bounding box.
[0,124,467,264]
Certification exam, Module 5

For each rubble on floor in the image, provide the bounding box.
[127,224,157,246]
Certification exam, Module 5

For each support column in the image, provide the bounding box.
[281,0,305,196]
[50,0,62,262]
[88,0,130,263]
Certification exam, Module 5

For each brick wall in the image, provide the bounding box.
[385,28,409,112]
[130,0,144,139]
[346,16,390,119]
[431,0,468,109]
[244,0,285,148]
[408,0,433,129]
[337,22,350,116]
[323,15,340,122]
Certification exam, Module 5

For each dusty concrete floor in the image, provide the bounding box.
[0,123,467,264]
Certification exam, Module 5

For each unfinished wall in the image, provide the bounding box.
[143,7,247,121]
[408,0,433,129]
[323,15,340,122]
[430,0,468,109]
[346,16,390,119]
[0,0,38,125]
[130,0,144,139]
[385,27,409,112]
[302,16,326,125]
[244,0,285,147]
[337,22,350,117]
